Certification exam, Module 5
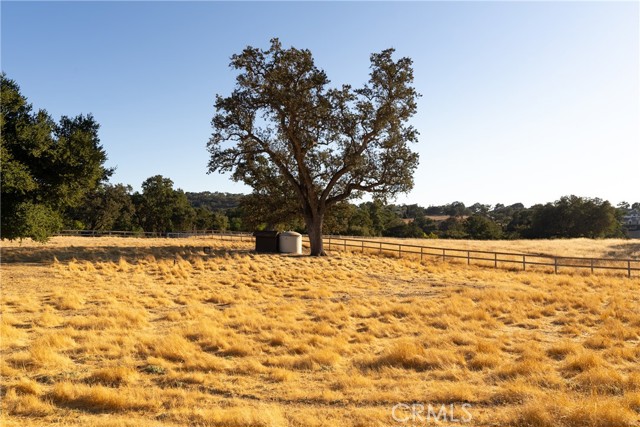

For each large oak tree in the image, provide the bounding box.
[207,39,420,255]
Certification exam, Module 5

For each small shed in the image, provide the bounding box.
[253,230,280,253]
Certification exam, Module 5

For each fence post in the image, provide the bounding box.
[379,242,382,255]
[442,248,446,262]
[494,253,497,269]
[591,259,594,274]
[523,255,526,271]
[398,245,401,258]
[554,258,558,274]
[467,251,470,265]
[420,247,424,261]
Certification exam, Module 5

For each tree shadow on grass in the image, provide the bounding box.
[0,244,254,265]
[604,243,640,260]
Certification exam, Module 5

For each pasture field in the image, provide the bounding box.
[1,236,639,427]
[332,236,640,260]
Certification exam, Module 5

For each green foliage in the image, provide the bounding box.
[135,175,196,233]
[383,220,426,238]
[444,202,470,218]
[506,209,534,238]
[438,217,467,239]
[323,202,391,237]
[464,214,503,240]
[208,39,420,254]
[70,184,135,231]
[491,203,525,228]
[399,204,426,219]
[238,191,302,231]
[8,202,63,243]
[469,203,491,215]
[211,211,230,231]
[185,191,243,211]
[526,196,621,238]
[193,207,230,231]
[194,207,214,230]
[1,74,111,242]
[414,216,438,235]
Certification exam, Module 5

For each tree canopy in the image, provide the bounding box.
[1,74,111,241]
[135,175,195,234]
[207,39,420,255]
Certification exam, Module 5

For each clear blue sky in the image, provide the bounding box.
[2,1,638,208]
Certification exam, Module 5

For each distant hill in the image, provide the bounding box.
[185,191,245,211]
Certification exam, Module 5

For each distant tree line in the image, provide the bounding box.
[258,197,633,240]
[61,187,638,241]
[2,74,636,242]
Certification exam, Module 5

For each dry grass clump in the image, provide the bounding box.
[3,389,54,417]
[513,394,638,427]
[1,236,639,426]
[546,341,579,360]
[571,367,625,395]
[49,382,156,412]
[169,405,287,427]
[360,339,463,371]
[562,351,608,374]
[85,366,139,386]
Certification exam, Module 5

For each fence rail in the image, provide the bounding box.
[56,229,253,238]
[55,230,639,278]
[310,235,639,278]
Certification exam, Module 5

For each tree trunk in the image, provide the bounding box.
[306,213,326,256]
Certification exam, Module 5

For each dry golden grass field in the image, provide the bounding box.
[332,236,640,260]
[1,236,639,427]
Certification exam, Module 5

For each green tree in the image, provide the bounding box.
[185,191,243,211]
[527,196,620,238]
[238,191,301,231]
[1,74,111,241]
[439,217,467,239]
[348,205,375,236]
[363,200,398,236]
[136,175,195,233]
[445,202,469,218]
[384,219,425,238]
[193,207,229,231]
[194,207,214,230]
[414,215,438,235]
[323,202,356,235]
[464,215,503,240]
[208,39,420,255]
[490,203,525,228]
[324,202,380,237]
[71,183,135,231]
[400,203,426,219]
[469,203,491,215]
[506,208,534,238]
[211,211,230,231]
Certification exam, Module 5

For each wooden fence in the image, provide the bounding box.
[55,230,639,278]
[311,235,640,278]
[56,229,253,239]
